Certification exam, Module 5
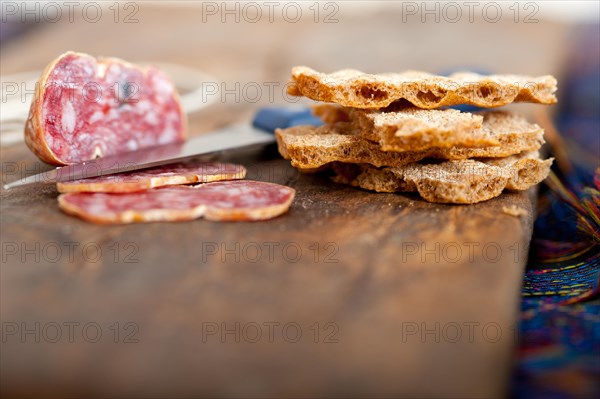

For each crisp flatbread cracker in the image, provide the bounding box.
[275,111,544,169]
[330,151,552,204]
[289,66,558,109]
[315,104,498,151]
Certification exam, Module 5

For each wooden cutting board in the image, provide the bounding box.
[1,133,534,398]
[0,5,566,397]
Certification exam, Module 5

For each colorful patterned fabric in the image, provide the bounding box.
[512,23,600,399]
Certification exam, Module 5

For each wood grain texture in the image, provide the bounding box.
[0,143,535,398]
[0,4,566,398]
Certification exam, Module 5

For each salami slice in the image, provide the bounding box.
[57,162,246,193]
[58,181,295,223]
[25,51,186,165]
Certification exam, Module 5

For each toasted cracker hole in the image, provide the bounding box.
[358,86,388,101]
[479,86,492,97]
[416,90,444,104]
[478,85,501,101]
[517,168,528,183]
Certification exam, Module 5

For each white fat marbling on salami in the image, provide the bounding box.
[29,52,185,165]
[144,110,159,125]
[88,111,103,124]
[61,100,76,134]
[96,63,107,78]
[125,139,138,151]
[57,162,247,193]
[58,180,295,223]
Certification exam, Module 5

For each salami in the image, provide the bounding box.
[25,51,186,165]
[56,162,246,193]
[58,181,295,223]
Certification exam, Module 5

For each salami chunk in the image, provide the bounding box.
[58,181,295,223]
[25,51,186,165]
[57,162,246,193]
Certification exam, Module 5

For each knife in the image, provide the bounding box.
[3,107,322,189]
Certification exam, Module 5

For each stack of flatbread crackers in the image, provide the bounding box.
[276,67,557,204]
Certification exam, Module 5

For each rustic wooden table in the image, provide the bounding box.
[1,4,567,398]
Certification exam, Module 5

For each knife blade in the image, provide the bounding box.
[3,107,322,189]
